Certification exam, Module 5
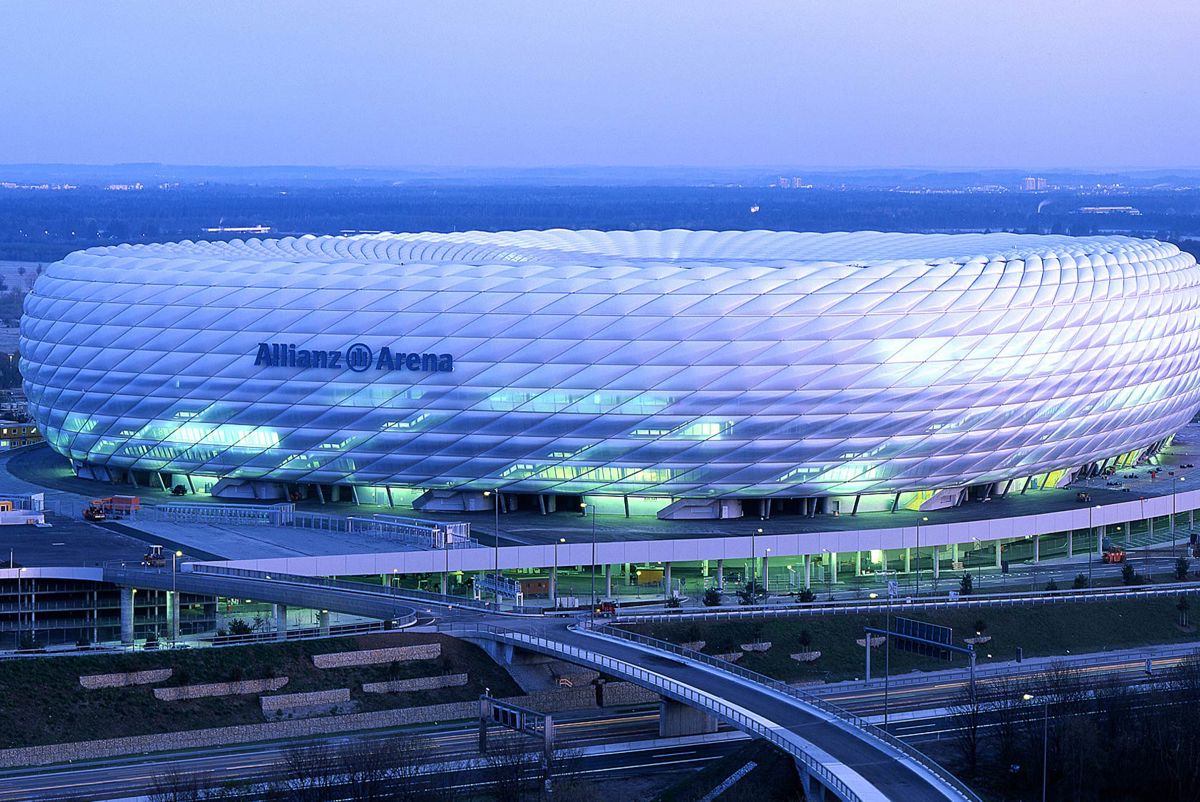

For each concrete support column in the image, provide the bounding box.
[604,564,613,598]
[663,562,672,598]
[1067,530,1074,557]
[1149,518,1155,542]
[1125,521,1132,546]
[855,551,863,577]
[119,587,134,645]
[319,610,330,637]
[804,555,812,590]
[1033,535,1040,564]
[761,555,769,590]
[273,603,288,641]
[716,559,725,588]
[549,566,558,604]
[1098,525,1105,556]
[904,547,911,573]
[440,572,449,595]
[169,591,180,642]
[995,541,1003,569]
[701,559,709,577]
[658,699,718,737]
[829,552,838,584]
[933,545,940,578]
[952,543,959,565]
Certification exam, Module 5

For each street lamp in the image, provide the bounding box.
[1173,476,1186,555]
[553,537,565,609]
[752,528,762,594]
[1088,504,1101,587]
[483,490,501,605]
[1023,693,1049,802]
[915,515,928,598]
[171,549,183,646]
[585,502,598,618]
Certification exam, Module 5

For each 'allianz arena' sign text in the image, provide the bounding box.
[254,342,454,373]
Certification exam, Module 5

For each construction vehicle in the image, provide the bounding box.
[595,600,618,618]
[90,495,140,518]
[141,544,167,568]
[83,503,107,521]
[1103,548,1127,564]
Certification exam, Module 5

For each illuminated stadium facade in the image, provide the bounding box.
[20,230,1200,518]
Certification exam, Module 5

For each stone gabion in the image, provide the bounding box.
[362,673,468,694]
[261,688,351,713]
[312,643,441,669]
[154,677,289,701]
[79,669,173,689]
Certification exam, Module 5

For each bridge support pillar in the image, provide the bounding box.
[1149,518,1154,542]
[273,604,287,640]
[319,610,330,637]
[761,555,769,590]
[796,761,827,802]
[903,547,911,573]
[658,699,718,737]
[804,555,811,590]
[1067,530,1073,557]
[932,546,940,578]
[829,552,837,584]
[663,562,672,598]
[119,587,134,645]
[549,566,557,605]
[716,559,724,588]
[855,551,862,577]
[604,564,613,598]
[440,572,449,595]
[1098,524,1105,556]
[1032,535,1040,564]
[1125,521,1131,546]
[995,541,1003,569]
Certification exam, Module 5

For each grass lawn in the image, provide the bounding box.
[623,597,1200,683]
[0,633,520,749]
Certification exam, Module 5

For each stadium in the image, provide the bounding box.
[19,230,1200,520]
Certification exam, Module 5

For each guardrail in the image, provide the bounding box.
[452,623,864,802]
[186,564,542,616]
[614,580,1200,624]
[584,621,980,802]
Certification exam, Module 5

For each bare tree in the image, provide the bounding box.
[949,683,983,776]
[279,742,340,802]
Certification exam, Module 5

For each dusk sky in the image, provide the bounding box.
[3,1,1196,169]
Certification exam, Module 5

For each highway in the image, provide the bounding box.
[0,707,728,801]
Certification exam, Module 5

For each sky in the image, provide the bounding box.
[2,0,1197,169]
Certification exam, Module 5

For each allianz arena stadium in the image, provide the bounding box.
[19,230,1200,519]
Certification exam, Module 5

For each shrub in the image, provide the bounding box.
[703,588,722,607]
[959,573,973,595]
[798,630,812,649]
[1073,573,1089,589]
[1122,563,1137,586]
[973,619,987,636]
[227,618,253,636]
[797,588,816,603]
[1045,580,1059,591]
[1176,557,1190,581]
[665,596,682,609]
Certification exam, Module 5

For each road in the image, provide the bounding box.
[0,707,715,801]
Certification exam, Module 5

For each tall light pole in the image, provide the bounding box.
[1023,693,1049,802]
[553,537,565,609]
[1088,504,1100,587]
[584,502,598,618]
[751,528,759,591]
[1173,476,1186,555]
[483,490,501,604]
[915,515,928,598]
[171,549,183,647]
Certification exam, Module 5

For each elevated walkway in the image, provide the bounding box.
[451,620,978,802]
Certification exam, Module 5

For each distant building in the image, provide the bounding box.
[1080,206,1142,215]
[1022,177,1048,191]
[777,176,791,189]
[0,420,40,449]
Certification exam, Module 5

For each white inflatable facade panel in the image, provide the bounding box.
[19,230,1200,500]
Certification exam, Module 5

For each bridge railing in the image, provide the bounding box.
[186,564,541,615]
[589,621,980,802]
[454,623,863,802]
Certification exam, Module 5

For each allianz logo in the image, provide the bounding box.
[254,342,454,373]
